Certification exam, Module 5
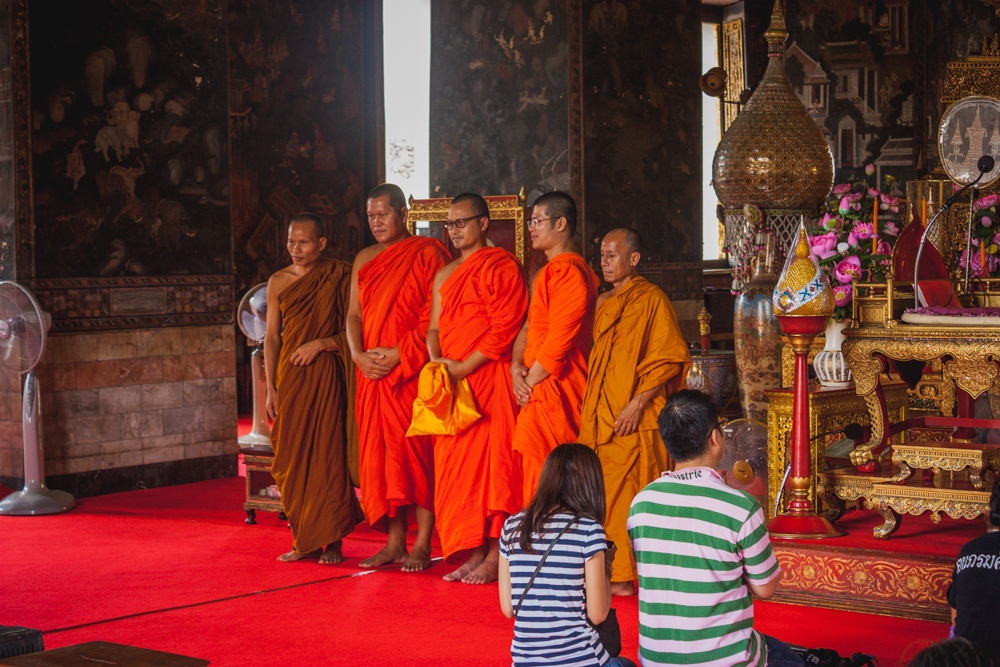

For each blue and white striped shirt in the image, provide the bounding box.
[500,512,611,667]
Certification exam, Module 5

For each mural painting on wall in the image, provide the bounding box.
[229,0,367,295]
[429,1,569,204]
[923,0,999,175]
[781,0,915,189]
[582,0,701,266]
[29,0,230,280]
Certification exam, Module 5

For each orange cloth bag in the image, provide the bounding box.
[406,362,481,436]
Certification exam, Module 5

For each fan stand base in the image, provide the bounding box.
[238,433,272,451]
[0,488,75,516]
[767,512,846,540]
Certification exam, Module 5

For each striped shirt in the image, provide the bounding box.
[500,512,611,667]
[627,467,780,667]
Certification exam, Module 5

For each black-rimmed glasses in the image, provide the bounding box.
[442,216,483,230]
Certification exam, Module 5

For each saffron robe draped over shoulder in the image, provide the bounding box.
[433,246,528,558]
[578,276,691,582]
[271,258,364,554]
[356,235,450,529]
[512,253,599,503]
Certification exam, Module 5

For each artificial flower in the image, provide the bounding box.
[974,194,999,210]
[834,256,862,284]
[865,164,876,177]
[851,220,875,240]
[833,285,853,307]
[832,183,852,195]
[883,221,900,236]
[983,216,993,228]
[809,231,839,259]
[876,239,892,255]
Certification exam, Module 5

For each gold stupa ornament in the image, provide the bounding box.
[712,0,834,210]
[773,222,834,316]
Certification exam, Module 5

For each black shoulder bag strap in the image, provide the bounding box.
[513,518,578,618]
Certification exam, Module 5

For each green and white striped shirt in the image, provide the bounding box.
[627,467,780,667]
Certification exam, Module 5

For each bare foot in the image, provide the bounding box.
[462,552,499,585]
[402,544,432,572]
[319,542,344,565]
[277,549,322,562]
[611,580,636,596]
[359,544,407,569]
[443,549,485,582]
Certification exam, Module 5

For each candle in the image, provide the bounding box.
[981,241,987,272]
[872,199,879,254]
[922,197,927,225]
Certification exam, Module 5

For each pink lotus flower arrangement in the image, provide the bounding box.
[808,170,902,321]
[959,194,1000,278]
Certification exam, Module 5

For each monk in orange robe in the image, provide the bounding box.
[427,193,528,585]
[346,184,450,572]
[265,214,364,564]
[578,228,691,595]
[511,192,599,502]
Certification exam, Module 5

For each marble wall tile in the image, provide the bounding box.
[42,414,77,448]
[119,358,164,386]
[100,439,144,455]
[36,363,76,393]
[161,406,206,435]
[0,448,13,477]
[183,378,226,405]
[203,402,237,431]
[97,331,142,361]
[141,382,187,410]
[143,445,186,464]
[98,387,143,415]
[76,415,123,444]
[74,360,121,390]
[184,440,230,459]
[122,411,163,440]
[143,433,187,449]
[0,392,20,421]
[50,389,101,420]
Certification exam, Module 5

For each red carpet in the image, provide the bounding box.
[0,477,947,666]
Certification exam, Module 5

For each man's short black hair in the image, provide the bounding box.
[991,478,1000,527]
[450,192,490,220]
[607,227,644,257]
[367,183,407,212]
[290,212,326,240]
[533,191,577,236]
[657,389,721,463]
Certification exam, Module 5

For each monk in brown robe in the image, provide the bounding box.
[346,184,449,572]
[265,213,363,564]
[511,191,599,502]
[427,193,528,584]
[578,228,691,595]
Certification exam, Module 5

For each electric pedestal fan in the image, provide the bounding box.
[0,281,75,515]
[237,283,271,450]
[717,418,768,510]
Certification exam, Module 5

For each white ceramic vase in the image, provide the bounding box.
[813,318,853,388]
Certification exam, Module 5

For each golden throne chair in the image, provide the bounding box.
[405,190,532,271]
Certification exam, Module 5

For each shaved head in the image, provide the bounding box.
[290,212,326,240]
[606,227,643,257]
[367,183,407,213]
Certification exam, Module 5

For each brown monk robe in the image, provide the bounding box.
[578,228,690,595]
[266,215,363,564]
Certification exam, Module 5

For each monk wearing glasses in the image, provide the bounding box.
[426,192,528,584]
[510,191,599,503]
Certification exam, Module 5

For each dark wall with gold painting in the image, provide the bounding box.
[582,0,702,267]
[429,1,571,203]
[29,0,230,281]
[229,0,380,297]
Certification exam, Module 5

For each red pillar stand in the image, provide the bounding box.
[767,314,846,540]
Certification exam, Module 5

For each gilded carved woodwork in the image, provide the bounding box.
[843,324,1000,464]
[406,193,529,265]
[890,444,1000,489]
[865,483,995,540]
[766,384,907,520]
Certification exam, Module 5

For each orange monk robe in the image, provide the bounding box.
[271,258,364,554]
[356,235,450,530]
[434,246,528,559]
[578,276,691,583]
[512,253,599,503]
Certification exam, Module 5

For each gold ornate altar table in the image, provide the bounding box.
[765,383,908,521]
[842,323,1000,465]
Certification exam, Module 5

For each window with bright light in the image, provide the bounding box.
[384,0,431,215]
[703,22,722,260]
